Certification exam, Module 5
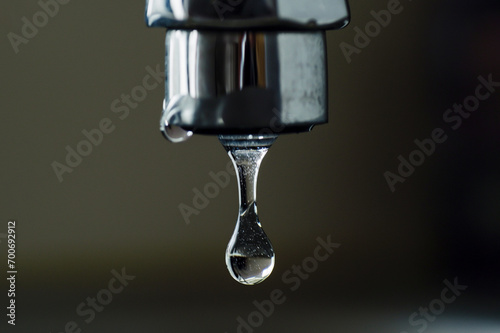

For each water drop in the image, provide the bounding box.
[160,99,193,143]
[161,122,193,143]
[219,134,277,285]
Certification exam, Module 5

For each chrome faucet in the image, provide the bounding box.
[145,0,350,142]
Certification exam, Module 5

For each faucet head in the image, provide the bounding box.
[146,0,350,142]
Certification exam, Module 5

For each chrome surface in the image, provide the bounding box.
[162,30,328,135]
[146,0,350,30]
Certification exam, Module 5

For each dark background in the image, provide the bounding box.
[1,0,499,332]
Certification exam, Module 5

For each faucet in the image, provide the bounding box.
[145,0,350,141]
[145,0,350,285]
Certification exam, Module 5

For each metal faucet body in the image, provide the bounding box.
[146,0,350,141]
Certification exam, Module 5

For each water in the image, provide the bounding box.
[160,99,193,143]
[219,134,277,285]
[161,123,193,143]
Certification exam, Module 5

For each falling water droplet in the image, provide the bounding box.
[219,134,277,285]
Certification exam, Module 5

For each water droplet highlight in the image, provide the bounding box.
[219,134,277,285]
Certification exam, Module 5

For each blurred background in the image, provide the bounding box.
[1,0,499,332]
